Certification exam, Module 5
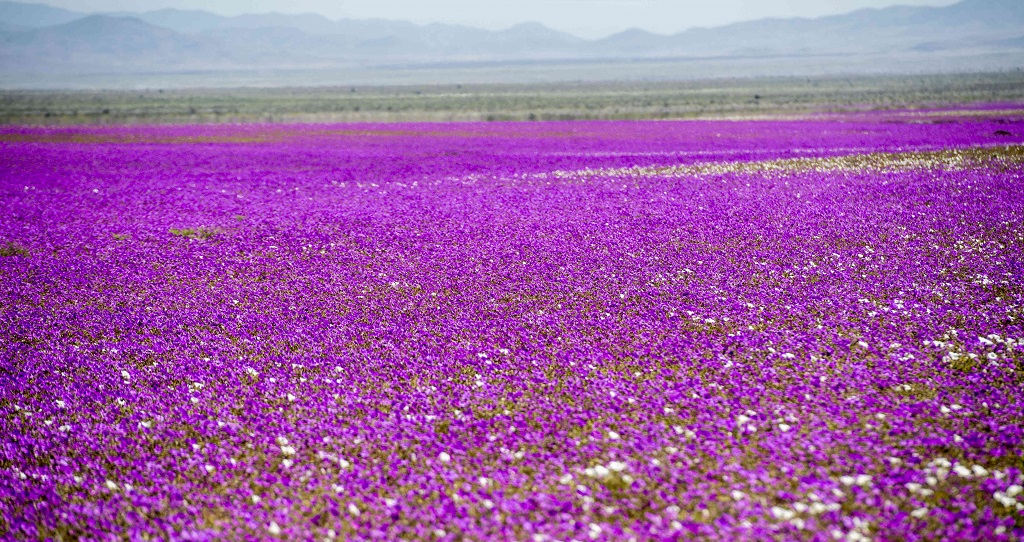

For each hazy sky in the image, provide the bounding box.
[39,0,960,38]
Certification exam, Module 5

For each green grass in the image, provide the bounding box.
[169,228,218,240]
[0,242,29,257]
[3,72,1023,125]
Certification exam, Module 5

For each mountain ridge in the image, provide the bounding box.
[1,0,1022,77]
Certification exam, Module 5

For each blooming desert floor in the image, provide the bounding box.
[2,109,1024,540]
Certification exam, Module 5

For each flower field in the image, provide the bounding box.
[2,110,1024,540]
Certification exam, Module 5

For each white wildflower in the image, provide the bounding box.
[993,492,1016,507]
[771,506,796,520]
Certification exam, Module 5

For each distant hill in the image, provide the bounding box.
[0,0,1022,79]
[0,1,81,28]
[129,9,225,35]
[0,15,223,70]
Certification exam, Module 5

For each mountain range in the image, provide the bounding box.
[1,0,1022,76]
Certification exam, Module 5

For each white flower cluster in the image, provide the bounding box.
[831,516,873,541]
[839,474,872,487]
[735,410,758,433]
[993,484,1023,510]
[276,436,296,467]
[584,461,627,478]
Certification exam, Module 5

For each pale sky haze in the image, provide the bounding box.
[36,0,961,38]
